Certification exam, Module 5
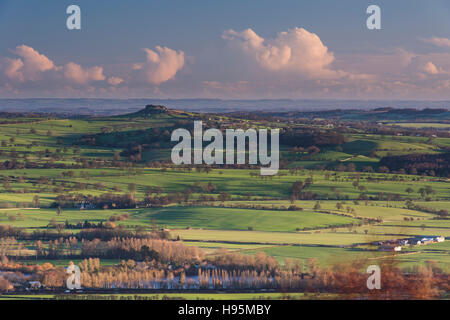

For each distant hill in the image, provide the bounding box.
[242,108,450,121]
[114,104,191,119]
[0,99,448,116]
[126,105,169,116]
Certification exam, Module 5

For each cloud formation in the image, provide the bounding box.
[0,44,188,97]
[421,61,440,75]
[1,33,450,99]
[223,27,339,78]
[419,61,450,75]
[422,36,450,48]
[4,45,56,82]
[64,62,105,84]
[133,46,185,85]
[107,76,124,86]
[1,45,106,87]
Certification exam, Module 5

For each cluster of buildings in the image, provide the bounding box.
[376,235,445,252]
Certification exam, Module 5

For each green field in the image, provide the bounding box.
[125,206,359,232]
[0,108,449,299]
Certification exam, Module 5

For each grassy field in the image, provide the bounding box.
[388,123,450,129]
[123,206,359,232]
[0,110,449,297]
[1,168,449,207]
[0,205,357,231]
[174,229,394,246]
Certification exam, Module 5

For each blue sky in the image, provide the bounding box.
[1,0,450,99]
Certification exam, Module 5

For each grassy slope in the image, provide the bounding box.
[0,113,449,270]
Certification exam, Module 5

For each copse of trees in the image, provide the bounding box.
[32,256,450,299]
[80,237,204,265]
[379,153,450,177]
[280,128,346,148]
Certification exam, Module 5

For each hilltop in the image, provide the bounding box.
[114,104,196,120]
[116,104,169,118]
[137,105,169,115]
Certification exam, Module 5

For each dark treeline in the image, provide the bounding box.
[280,128,346,148]
[379,153,450,177]
[53,193,136,209]
[0,225,169,242]
[52,192,191,209]
[0,159,119,171]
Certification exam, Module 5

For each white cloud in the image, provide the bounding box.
[134,46,185,85]
[422,61,440,74]
[4,58,24,81]
[107,76,124,86]
[64,62,105,84]
[0,44,189,96]
[422,36,450,48]
[0,45,112,94]
[420,61,449,75]
[223,27,339,78]
[14,45,55,72]
[3,45,56,82]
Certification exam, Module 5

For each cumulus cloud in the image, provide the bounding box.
[107,76,124,86]
[0,45,114,96]
[421,61,440,74]
[223,27,339,78]
[134,46,185,85]
[64,62,105,84]
[0,44,190,96]
[422,36,450,48]
[3,45,56,82]
[420,61,449,75]
[4,58,25,81]
[14,45,55,72]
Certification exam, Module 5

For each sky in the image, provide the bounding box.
[0,0,450,99]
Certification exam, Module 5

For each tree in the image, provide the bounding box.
[424,186,435,196]
[0,277,13,292]
[291,181,305,200]
[128,183,136,194]
[32,195,40,207]
[438,210,448,218]
[418,188,426,198]
[313,201,321,210]
[405,187,414,194]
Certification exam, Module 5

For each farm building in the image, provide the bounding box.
[413,236,445,245]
